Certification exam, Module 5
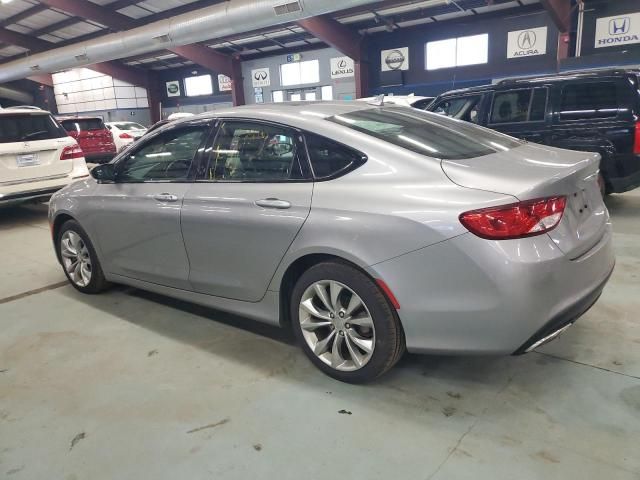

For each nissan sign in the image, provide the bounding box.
[166,80,180,97]
[330,56,355,79]
[595,12,640,48]
[507,27,548,58]
[381,47,409,72]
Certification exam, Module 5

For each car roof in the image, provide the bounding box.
[0,107,51,115]
[58,116,104,121]
[169,101,381,127]
[436,68,640,98]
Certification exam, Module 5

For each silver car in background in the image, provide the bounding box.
[48,102,614,383]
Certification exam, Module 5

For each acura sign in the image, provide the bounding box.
[507,27,547,58]
[595,12,640,48]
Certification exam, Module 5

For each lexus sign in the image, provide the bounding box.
[507,27,548,58]
[595,12,640,48]
[330,56,354,79]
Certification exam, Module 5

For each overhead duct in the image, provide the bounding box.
[0,0,379,84]
[0,86,33,104]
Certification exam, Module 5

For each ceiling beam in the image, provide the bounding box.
[26,74,54,87]
[540,0,572,33]
[38,0,137,30]
[296,15,363,61]
[0,28,51,52]
[0,5,48,28]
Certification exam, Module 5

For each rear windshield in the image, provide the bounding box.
[112,122,145,130]
[328,108,521,160]
[61,118,105,132]
[0,113,68,143]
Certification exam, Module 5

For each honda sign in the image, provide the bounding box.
[595,12,640,48]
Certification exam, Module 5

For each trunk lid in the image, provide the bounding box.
[0,137,75,183]
[442,142,608,259]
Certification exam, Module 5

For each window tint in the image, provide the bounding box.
[410,99,434,111]
[491,90,531,124]
[117,127,206,182]
[329,108,521,160]
[0,113,67,143]
[530,88,548,121]
[305,133,364,179]
[205,121,304,181]
[431,96,482,123]
[61,118,105,132]
[560,82,618,120]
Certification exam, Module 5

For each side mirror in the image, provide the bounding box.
[91,163,116,183]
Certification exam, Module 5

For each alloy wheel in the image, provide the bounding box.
[298,280,375,371]
[60,230,92,288]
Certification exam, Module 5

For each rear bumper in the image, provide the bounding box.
[83,152,116,163]
[372,225,615,355]
[0,186,63,206]
[608,167,640,193]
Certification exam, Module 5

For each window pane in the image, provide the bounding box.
[530,89,548,121]
[0,114,67,143]
[272,90,285,103]
[290,93,301,101]
[61,118,105,131]
[118,128,206,182]
[329,108,521,160]
[304,91,317,101]
[305,133,363,179]
[456,34,488,67]
[432,98,470,117]
[207,121,301,181]
[299,60,320,84]
[560,82,618,120]
[185,74,213,97]
[321,85,333,101]
[490,90,532,124]
[280,63,300,87]
[426,38,456,70]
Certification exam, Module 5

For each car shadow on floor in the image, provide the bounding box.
[0,202,49,228]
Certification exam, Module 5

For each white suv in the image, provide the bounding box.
[0,107,89,206]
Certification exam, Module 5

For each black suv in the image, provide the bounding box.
[427,69,640,194]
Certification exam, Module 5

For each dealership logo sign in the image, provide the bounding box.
[381,47,409,71]
[595,13,640,48]
[507,27,547,58]
[218,74,232,92]
[251,67,270,87]
[166,80,180,97]
[330,56,354,79]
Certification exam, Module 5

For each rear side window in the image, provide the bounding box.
[61,118,106,132]
[0,113,68,143]
[560,82,618,120]
[490,88,547,124]
[305,133,365,179]
[329,108,521,160]
[431,95,482,124]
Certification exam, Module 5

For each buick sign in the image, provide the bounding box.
[507,27,547,58]
[381,47,409,71]
[595,13,640,48]
[330,56,354,79]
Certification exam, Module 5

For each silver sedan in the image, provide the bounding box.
[48,102,615,383]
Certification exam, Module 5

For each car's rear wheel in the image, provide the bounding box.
[291,261,405,383]
[57,220,109,294]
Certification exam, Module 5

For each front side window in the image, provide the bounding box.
[0,113,67,143]
[490,88,548,124]
[560,81,618,120]
[117,127,207,182]
[328,108,521,160]
[204,121,304,181]
[432,95,482,123]
[305,133,365,179]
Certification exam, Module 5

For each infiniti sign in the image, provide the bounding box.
[595,13,640,48]
[251,67,270,87]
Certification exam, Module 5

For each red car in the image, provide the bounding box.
[59,116,117,164]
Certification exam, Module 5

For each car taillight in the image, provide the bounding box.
[60,145,84,160]
[634,120,640,155]
[119,132,133,139]
[459,196,567,240]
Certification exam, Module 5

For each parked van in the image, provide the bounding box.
[428,69,640,194]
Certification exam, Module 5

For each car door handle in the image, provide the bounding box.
[255,198,291,209]
[154,193,179,202]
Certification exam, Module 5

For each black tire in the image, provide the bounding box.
[57,220,110,294]
[291,261,405,383]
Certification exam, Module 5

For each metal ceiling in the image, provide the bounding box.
[0,0,541,72]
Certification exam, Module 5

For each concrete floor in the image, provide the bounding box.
[1,193,639,480]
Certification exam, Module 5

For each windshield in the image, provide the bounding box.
[328,108,521,160]
[0,113,68,143]
[113,122,146,130]
[61,118,105,132]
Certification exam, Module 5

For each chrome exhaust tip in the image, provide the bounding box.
[525,323,573,353]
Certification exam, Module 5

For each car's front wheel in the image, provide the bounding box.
[57,220,109,294]
[291,261,405,383]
